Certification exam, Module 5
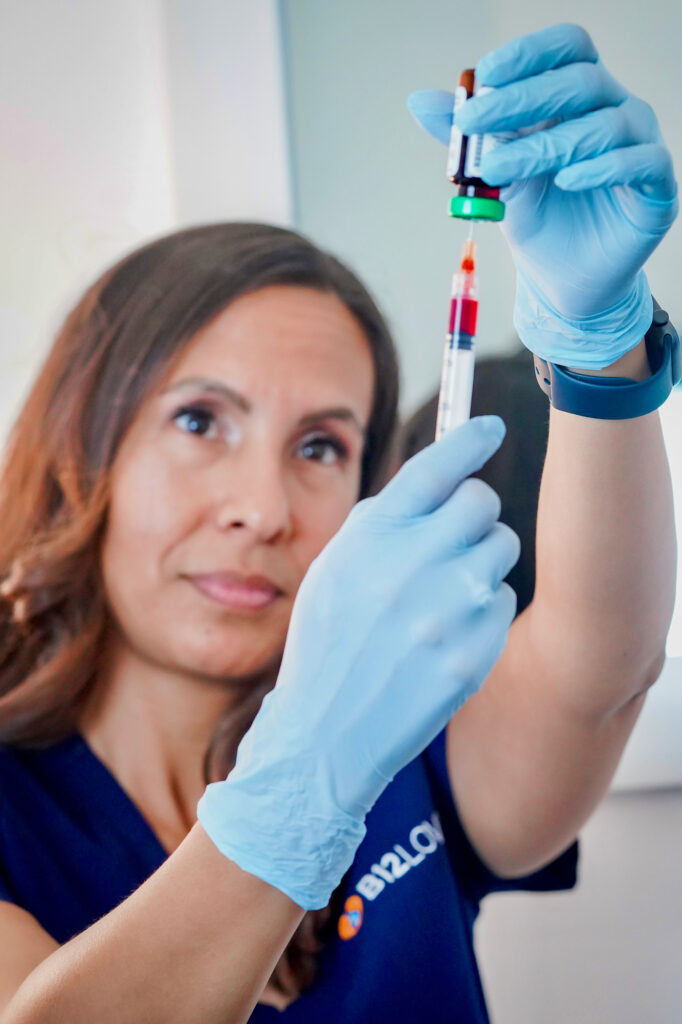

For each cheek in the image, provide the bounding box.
[101,448,196,604]
[291,479,359,571]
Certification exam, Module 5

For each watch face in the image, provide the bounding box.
[666,324,682,387]
[650,303,681,385]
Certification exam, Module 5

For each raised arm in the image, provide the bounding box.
[446,347,675,875]
[409,22,678,876]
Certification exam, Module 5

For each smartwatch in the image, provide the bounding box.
[533,300,681,419]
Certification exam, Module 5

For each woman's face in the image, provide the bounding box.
[100,285,375,680]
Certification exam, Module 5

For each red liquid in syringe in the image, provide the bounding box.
[436,237,479,440]
[448,239,478,346]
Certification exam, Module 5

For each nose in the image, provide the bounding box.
[213,448,293,543]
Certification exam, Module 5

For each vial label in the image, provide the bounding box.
[463,86,516,179]
[445,85,469,181]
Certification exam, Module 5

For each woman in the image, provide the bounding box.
[0,23,678,1024]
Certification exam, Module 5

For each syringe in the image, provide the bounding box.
[435,230,478,440]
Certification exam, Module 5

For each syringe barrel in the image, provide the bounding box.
[449,294,478,336]
[435,344,475,439]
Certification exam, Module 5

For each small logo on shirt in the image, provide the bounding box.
[336,812,445,938]
[338,894,364,940]
[355,812,445,903]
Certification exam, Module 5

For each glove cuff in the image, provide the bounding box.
[197,767,366,911]
[513,269,653,370]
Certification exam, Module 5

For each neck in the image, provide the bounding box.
[78,631,266,854]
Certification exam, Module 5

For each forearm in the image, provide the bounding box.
[2,825,303,1024]
[446,340,677,874]
[528,338,676,715]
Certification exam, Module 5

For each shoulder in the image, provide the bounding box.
[0,743,39,904]
[0,735,85,825]
[0,735,105,935]
[0,736,69,779]
[0,742,30,806]
[0,743,44,835]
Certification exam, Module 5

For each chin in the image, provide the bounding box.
[169,627,285,683]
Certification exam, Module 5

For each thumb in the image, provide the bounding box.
[407,89,455,146]
[376,416,506,519]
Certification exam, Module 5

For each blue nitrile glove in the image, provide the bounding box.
[198,417,519,910]
[408,23,678,369]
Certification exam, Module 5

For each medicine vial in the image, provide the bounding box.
[446,69,507,222]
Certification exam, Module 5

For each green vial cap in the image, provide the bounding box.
[449,195,505,222]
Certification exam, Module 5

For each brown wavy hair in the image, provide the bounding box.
[0,222,399,1000]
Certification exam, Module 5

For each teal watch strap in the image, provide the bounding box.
[533,301,681,419]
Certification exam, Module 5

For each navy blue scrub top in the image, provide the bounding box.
[0,731,577,1022]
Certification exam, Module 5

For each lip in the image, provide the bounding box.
[187,572,284,612]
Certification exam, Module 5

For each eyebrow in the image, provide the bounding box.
[164,377,366,435]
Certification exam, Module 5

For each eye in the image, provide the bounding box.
[172,404,218,439]
[297,434,349,466]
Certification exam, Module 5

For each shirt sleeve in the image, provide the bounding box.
[423,728,579,908]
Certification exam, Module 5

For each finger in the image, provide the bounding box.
[434,477,502,549]
[407,89,455,146]
[554,143,678,204]
[478,101,649,187]
[441,583,517,708]
[463,522,521,599]
[376,416,505,519]
[475,23,599,88]
[425,525,520,623]
[456,61,627,137]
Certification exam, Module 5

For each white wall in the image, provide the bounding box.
[0,0,176,440]
[0,0,290,443]
[162,0,292,226]
[477,789,682,1024]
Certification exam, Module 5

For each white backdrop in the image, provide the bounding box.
[0,0,291,443]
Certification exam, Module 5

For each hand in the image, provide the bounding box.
[198,417,519,909]
[408,23,678,369]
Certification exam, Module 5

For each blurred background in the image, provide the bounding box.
[2,1,682,1020]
